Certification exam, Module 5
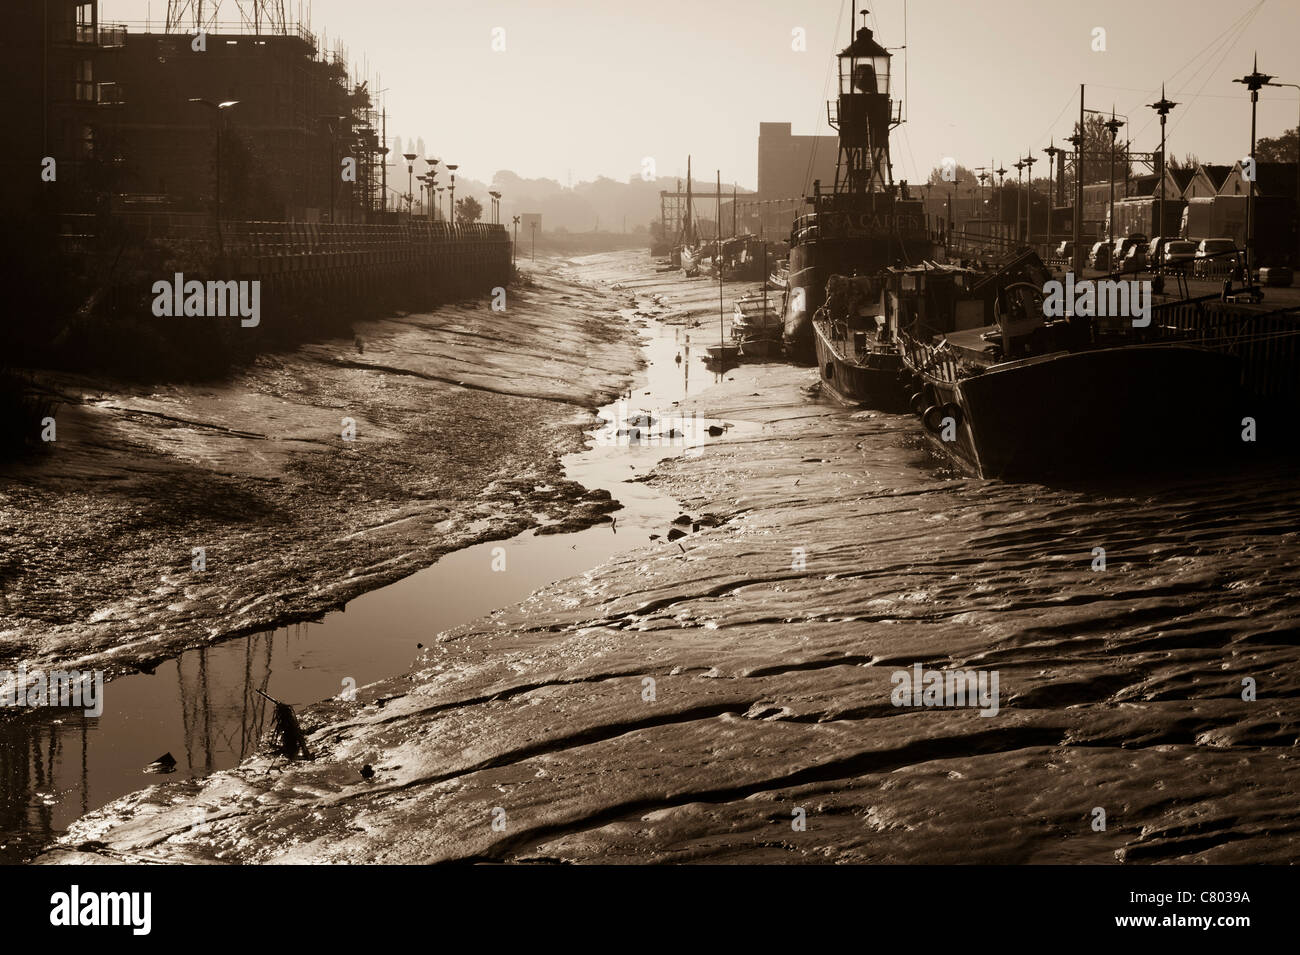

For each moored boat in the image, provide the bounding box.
[898,280,1242,479]
[810,272,907,409]
[733,295,782,358]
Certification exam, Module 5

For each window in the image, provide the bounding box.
[76,2,94,43]
[75,59,95,101]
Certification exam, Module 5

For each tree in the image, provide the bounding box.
[1256,127,1298,163]
[456,195,483,223]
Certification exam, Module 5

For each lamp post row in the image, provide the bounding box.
[947,54,1288,277]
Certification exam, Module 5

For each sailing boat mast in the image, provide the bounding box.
[684,156,694,246]
[717,169,724,350]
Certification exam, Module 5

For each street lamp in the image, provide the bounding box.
[512,214,520,265]
[188,98,239,254]
[974,166,990,221]
[1014,160,1026,243]
[995,165,1007,237]
[1234,56,1274,278]
[403,152,417,217]
[418,174,431,217]
[1023,153,1037,245]
[1066,126,1085,274]
[436,186,445,220]
[1044,142,1061,254]
[1148,86,1178,281]
[445,163,458,224]
[1103,110,1125,243]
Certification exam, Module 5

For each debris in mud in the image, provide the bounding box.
[256,688,313,760]
[143,753,176,774]
[360,764,375,780]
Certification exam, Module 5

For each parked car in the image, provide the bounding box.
[1146,236,1167,262]
[1110,235,1142,268]
[1194,238,1238,277]
[1055,240,1074,260]
[1087,241,1110,270]
[1163,240,1197,271]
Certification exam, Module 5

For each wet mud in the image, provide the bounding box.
[31,251,1300,865]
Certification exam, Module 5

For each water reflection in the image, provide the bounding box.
[0,319,722,863]
[0,627,315,862]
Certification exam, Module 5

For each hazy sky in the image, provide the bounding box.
[103,0,1300,189]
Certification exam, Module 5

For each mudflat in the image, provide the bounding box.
[39,251,1299,864]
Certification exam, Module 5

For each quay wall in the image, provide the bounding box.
[44,218,515,378]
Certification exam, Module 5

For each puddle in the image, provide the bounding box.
[0,311,749,862]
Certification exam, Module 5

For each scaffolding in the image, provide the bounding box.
[165,1,289,34]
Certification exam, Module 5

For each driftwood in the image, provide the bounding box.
[254,688,313,760]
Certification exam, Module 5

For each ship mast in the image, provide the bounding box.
[828,8,899,196]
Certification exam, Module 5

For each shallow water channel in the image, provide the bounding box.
[0,313,740,862]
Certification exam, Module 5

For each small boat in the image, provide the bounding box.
[705,343,741,362]
[811,272,908,409]
[732,295,782,358]
[681,244,703,277]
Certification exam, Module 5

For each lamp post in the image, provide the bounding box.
[512,214,520,265]
[1066,121,1086,274]
[418,175,431,217]
[947,177,963,238]
[1014,160,1026,243]
[436,186,445,220]
[1103,110,1125,242]
[995,165,1007,239]
[1264,77,1299,268]
[1067,124,1085,274]
[1044,142,1060,254]
[425,157,440,218]
[1023,153,1037,246]
[402,152,417,217]
[1148,86,1178,281]
[446,163,458,224]
[188,98,239,255]
[1234,56,1274,278]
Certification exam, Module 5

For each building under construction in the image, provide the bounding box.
[5,1,390,222]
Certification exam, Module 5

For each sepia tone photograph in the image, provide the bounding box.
[1,0,1296,931]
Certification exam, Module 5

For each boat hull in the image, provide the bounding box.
[812,318,907,410]
[909,345,1242,480]
[784,233,933,364]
